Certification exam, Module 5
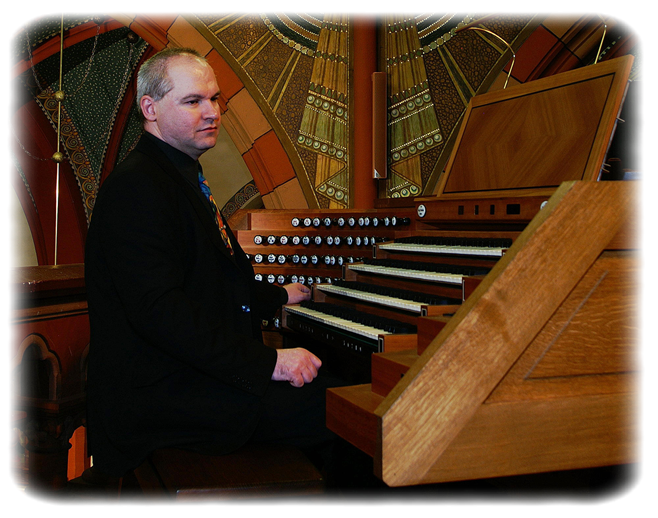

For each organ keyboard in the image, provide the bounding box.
[284,301,417,355]
[378,236,511,257]
[316,281,460,314]
[347,259,491,286]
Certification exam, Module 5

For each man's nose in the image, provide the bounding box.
[203,100,220,120]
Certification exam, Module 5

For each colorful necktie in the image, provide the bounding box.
[198,170,234,255]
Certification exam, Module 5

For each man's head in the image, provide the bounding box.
[137,48,221,160]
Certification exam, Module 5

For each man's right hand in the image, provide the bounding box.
[272,348,322,387]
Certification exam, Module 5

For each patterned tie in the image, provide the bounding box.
[198,170,234,255]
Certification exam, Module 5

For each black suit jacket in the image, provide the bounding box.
[85,134,288,476]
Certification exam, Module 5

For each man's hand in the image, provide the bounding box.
[272,348,322,387]
[284,283,311,304]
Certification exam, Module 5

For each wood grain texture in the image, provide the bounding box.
[15,263,85,295]
[423,391,636,482]
[326,384,382,456]
[416,315,450,354]
[435,56,633,200]
[375,181,634,486]
[524,252,637,378]
[371,349,418,396]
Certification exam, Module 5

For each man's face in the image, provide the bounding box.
[142,56,221,160]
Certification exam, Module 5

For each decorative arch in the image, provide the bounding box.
[13,334,62,401]
[125,15,311,210]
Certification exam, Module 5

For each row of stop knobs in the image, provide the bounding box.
[291,216,411,228]
[253,234,387,246]
[248,253,363,266]
[255,272,340,285]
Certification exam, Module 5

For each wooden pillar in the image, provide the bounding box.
[352,18,378,208]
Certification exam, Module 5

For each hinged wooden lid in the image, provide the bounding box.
[435,55,634,199]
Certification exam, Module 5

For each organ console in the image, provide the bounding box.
[234,55,638,486]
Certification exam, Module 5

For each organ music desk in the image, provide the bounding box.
[281,56,638,486]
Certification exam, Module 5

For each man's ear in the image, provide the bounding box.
[140,96,157,122]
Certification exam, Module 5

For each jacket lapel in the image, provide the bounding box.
[135,137,238,263]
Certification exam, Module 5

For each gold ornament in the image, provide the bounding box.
[54,90,65,102]
[51,151,65,163]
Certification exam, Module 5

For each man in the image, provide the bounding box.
[85,47,340,477]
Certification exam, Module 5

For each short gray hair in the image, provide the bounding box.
[136,47,207,113]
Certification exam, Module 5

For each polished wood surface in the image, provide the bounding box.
[324,181,637,486]
[436,56,634,199]
[15,263,86,295]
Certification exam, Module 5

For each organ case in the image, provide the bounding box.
[324,55,637,486]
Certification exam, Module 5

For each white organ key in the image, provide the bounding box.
[348,263,463,284]
[284,305,390,340]
[379,242,506,257]
[317,284,423,313]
